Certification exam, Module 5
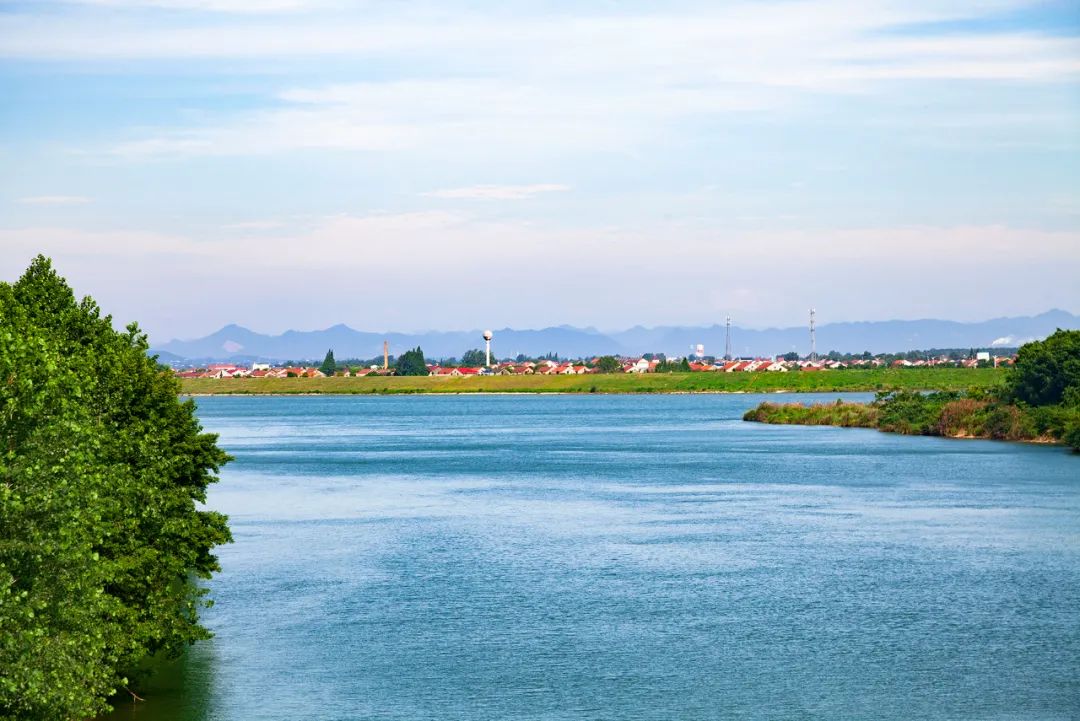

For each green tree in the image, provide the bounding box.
[0,256,231,720]
[319,348,336,376]
[1008,329,1080,407]
[460,348,487,367]
[595,356,622,373]
[395,346,428,376]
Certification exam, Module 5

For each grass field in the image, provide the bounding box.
[179,367,1007,395]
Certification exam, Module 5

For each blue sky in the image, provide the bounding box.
[1,0,1078,342]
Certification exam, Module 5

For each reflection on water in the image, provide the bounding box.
[100,644,214,721]
[100,394,1080,720]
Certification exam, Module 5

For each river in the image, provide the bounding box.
[103,393,1080,720]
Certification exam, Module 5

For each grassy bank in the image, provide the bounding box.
[179,367,1006,395]
[743,400,879,428]
[745,392,1079,449]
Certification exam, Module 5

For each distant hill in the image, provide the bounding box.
[152,310,1080,362]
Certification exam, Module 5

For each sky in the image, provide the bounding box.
[1,0,1078,343]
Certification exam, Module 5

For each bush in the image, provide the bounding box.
[936,398,987,437]
[875,391,959,435]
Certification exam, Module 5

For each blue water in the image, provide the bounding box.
[106,394,1080,720]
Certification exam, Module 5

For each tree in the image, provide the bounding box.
[319,348,336,376]
[460,348,487,367]
[0,256,231,720]
[595,356,622,373]
[395,346,428,376]
[781,351,800,362]
[1008,329,1080,407]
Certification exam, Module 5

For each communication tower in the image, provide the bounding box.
[724,317,732,361]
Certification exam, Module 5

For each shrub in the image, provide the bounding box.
[936,398,987,437]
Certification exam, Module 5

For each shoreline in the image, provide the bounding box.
[178,368,1006,397]
[743,399,1073,450]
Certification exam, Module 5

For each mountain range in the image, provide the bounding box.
[151,310,1080,363]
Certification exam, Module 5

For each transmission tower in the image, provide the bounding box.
[809,308,817,361]
[724,316,732,361]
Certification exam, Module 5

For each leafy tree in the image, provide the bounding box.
[1008,329,1080,407]
[0,256,231,720]
[595,356,622,373]
[781,351,800,362]
[319,348,336,376]
[460,348,487,367]
[395,346,428,376]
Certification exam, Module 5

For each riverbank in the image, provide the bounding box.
[744,394,1077,450]
[179,367,1005,395]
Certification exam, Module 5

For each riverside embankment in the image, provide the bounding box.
[180,367,1006,395]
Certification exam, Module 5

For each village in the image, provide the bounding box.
[174,351,1016,380]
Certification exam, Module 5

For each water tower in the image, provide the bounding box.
[483,330,493,367]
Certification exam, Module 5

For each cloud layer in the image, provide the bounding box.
[1,0,1077,338]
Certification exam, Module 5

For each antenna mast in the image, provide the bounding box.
[724,316,732,361]
[809,308,817,362]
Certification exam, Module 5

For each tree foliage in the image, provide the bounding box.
[1008,329,1080,408]
[460,348,488,367]
[394,346,428,376]
[0,256,232,720]
[319,348,336,376]
[595,356,622,374]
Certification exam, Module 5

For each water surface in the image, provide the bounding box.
[106,394,1080,720]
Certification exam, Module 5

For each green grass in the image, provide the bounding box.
[743,400,880,428]
[179,367,1006,395]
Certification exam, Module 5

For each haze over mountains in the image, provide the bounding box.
[151,310,1080,363]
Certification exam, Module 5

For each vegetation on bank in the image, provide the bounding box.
[0,257,232,720]
[744,400,880,428]
[744,330,1080,451]
[179,366,1006,395]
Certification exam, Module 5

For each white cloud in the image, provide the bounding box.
[991,336,1015,346]
[41,0,331,13]
[422,184,570,200]
[4,216,1077,273]
[221,220,286,231]
[46,2,1069,160]
[4,218,1076,337]
[16,195,92,205]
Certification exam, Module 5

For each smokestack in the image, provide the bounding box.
[383,340,389,370]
